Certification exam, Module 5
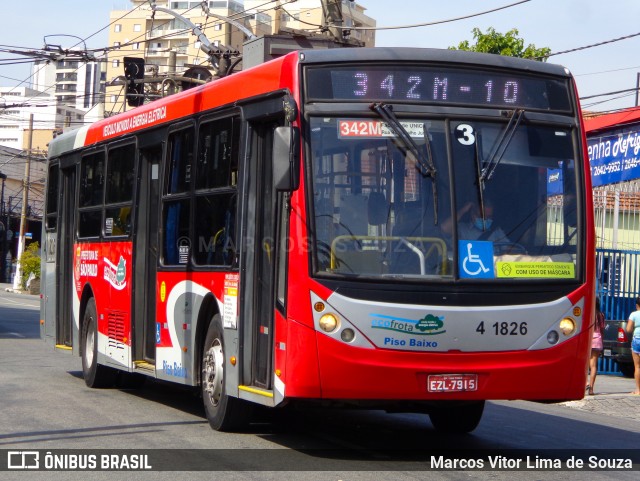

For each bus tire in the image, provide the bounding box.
[428,401,485,434]
[81,297,116,388]
[201,314,252,431]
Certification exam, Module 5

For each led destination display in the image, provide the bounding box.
[306,66,571,111]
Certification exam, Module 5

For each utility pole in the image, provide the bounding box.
[168,51,177,96]
[322,0,344,43]
[12,113,33,291]
[0,171,5,283]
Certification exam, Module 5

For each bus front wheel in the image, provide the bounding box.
[81,297,116,388]
[201,314,252,431]
[428,401,485,434]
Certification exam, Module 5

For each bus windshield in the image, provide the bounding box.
[309,115,580,281]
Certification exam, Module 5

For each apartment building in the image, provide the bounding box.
[31,59,106,124]
[245,0,376,46]
[106,0,267,116]
[0,87,85,151]
[106,1,375,115]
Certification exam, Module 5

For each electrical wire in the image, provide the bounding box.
[545,31,640,59]
[328,0,531,31]
[5,1,640,118]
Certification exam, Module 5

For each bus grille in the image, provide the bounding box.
[107,310,126,350]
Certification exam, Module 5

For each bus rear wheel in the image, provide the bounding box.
[428,401,485,434]
[81,297,116,388]
[201,315,252,431]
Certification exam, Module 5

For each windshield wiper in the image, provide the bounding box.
[473,136,489,230]
[369,102,439,223]
[479,108,524,188]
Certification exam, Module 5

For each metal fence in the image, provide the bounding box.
[595,247,640,375]
[593,181,640,374]
[594,181,640,251]
[594,180,640,320]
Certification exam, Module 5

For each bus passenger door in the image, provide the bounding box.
[133,144,162,365]
[241,120,281,389]
[56,162,77,348]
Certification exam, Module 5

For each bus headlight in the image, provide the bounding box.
[319,313,340,333]
[559,317,576,336]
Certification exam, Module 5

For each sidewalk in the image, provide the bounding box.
[560,374,640,421]
[1,282,33,295]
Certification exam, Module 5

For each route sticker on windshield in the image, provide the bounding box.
[338,119,424,138]
[455,123,476,145]
[495,262,575,278]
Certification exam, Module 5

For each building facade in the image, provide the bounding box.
[106,0,265,116]
[0,144,45,283]
[0,87,85,151]
[245,0,376,46]
[585,109,640,320]
[585,109,640,252]
[31,59,106,124]
[105,0,375,115]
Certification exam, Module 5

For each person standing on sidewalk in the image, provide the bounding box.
[587,298,605,395]
[626,297,640,395]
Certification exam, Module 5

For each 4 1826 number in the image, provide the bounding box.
[476,321,528,336]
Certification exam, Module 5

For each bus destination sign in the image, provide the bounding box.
[306,66,571,111]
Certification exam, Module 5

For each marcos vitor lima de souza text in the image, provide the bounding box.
[431,455,633,469]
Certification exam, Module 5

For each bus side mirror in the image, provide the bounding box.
[273,126,300,191]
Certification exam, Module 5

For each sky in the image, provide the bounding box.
[1,0,640,113]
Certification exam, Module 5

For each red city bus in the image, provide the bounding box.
[41,47,594,433]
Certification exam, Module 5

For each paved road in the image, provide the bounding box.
[2,283,639,481]
[5,282,638,423]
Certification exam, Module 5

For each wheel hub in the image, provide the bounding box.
[85,322,95,366]
[202,339,224,407]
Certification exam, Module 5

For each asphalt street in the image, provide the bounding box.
[2,283,640,425]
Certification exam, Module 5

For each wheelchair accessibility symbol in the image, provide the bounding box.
[458,240,495,279]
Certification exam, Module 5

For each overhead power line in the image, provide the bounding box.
[546,31,640,58]
[580,87,639,101]
[327,0,531,31]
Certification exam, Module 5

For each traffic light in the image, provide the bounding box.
[123,57,145,107]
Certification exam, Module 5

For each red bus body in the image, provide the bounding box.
[41,48,594,432]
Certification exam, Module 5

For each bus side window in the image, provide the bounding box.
[162,127,194,265]
[194,194,237,266]
[104,143,135,237]
[192,115,240,267]
[79,152,105,208]
[196,116,239,189]
[163,199,191,264]
[45,163,59,230]
[78,151,105,238]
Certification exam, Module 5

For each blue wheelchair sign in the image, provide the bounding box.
[458,240,495,279]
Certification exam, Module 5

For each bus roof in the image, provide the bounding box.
[48,47,571,159]
[297,47,572,78]
[48,51,300,158]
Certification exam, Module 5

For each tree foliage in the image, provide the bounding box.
[18,241,41,290]
[450,27,551,61]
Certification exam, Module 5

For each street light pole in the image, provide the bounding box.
[0,171,5,283]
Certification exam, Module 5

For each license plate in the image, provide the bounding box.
[428,374,478,392]
[604,349,612,357]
